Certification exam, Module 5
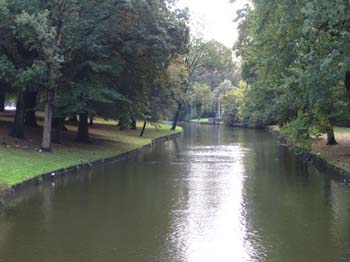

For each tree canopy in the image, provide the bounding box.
[0,0,189,149]
[234,0,350,145]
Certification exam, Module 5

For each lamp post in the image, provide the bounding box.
[190,96,193,120]
[217,97,221,119]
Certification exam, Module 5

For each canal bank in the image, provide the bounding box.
[2,124,350,262]
[190,117,223,125]
[0,122,182,200]
[268,126,350,180]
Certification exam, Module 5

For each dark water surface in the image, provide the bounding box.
[1,125,350,262]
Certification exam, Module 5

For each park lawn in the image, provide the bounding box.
[191,118,209,123]
[334,127,350,134]
[0,119,182,186]
[271,125,280,132]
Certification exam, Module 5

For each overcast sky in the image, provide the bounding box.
[176,0,248,48]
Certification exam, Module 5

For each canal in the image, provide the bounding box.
[1,124,350,261]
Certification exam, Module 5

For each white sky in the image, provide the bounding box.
[176,0,248,48]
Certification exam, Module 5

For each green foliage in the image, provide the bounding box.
[172,37,238,122]
[280,113,321,149]
[0,0,190,145]
[0,55,15,85]
[191,83,211,119]
[15,10,62,89]
[189,39,237,88]
[221,90,237,126]
[235,0,350,142]
[212,80,235,98]
[232,81,249,123]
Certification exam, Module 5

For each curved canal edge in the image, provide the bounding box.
[268,126,350,180]
[0,131,182,203]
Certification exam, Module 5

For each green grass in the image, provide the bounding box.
[0,121,182,186]
[334,127,350,134]
[269,125,280,132]
[190,118,209,123]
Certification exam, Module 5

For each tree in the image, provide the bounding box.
[234,0,350,145]
[171,37,237,129]
[0,1,41,139]
[0,93,4,112]
[15,10,62,150]
[221,90,237,126]
[0,0,190,148]
[191,83,211,119]
[166,56,189,130]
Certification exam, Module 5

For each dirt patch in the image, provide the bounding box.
[312,134,350,172]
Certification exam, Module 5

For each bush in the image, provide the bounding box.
[280,113,321,150]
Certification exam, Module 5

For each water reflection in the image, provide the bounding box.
[165,126,265,261]
[1,125,350,262]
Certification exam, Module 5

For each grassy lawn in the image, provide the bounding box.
[190,118,209,123]
[0,114,182,186]
[269,125,280,132]
[334,127,350,134]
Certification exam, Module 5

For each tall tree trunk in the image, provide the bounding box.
[42,90,54,151]
[52,117,66,144]
[119,115,129,130]
[171,102,182,131]
[131,117,137,130]
[326,127,337,145]
[76,113,89,142]
[196,104,202,120]
[0,92,5,112]
[140,121,147,137]
[41,0,64,151]
[9,91,25,139]
[24,91,38,127]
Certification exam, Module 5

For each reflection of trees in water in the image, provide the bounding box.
[0,210,13,257]
[239,129,350,261]
[0,154,183,261]
[329,179,350,260]
[164,124,259,260]
[2,125,350,261]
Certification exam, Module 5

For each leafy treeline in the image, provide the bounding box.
[171,37,238,123]
[234,0,350,145]
[0,0,189,150]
